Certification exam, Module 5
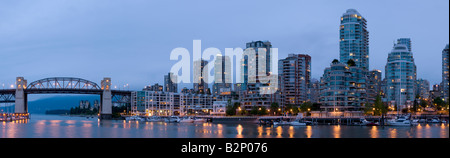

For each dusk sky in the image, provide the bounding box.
[1,0,449,93]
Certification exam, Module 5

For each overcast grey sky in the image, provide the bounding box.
[0,0,448,91]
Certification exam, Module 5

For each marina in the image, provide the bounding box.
[0,114,448,138]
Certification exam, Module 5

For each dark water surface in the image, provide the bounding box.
[1,114,448,138]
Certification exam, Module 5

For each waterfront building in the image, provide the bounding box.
[213,54,232,96]
[442,44,449,101]
[193,59,209,94]
[416,79,430,100]
[179,92,218,115]
[239,90,283,112]
[339,9,369,70]
[131,91,180,116]
[385,43,417,110]
[319,60,370,112]
[164,72,178,93]
[278,54,311,106]
[143,83,164,92]
[210,101,227,116]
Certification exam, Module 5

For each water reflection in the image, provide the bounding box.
[305,126,312,138]
[236,124,243,138]
[333,125,341,138]
[0,115,448,138]
[370,126,379,138]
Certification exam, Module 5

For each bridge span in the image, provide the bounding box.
[0,77,132,119]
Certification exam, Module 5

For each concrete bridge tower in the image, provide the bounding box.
[100,77,112,119]
[14,77,28,114]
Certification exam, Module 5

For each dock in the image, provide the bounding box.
[1,113,30,122]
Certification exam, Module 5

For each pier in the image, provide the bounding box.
[196,115,449,125]
[1,113,30,122]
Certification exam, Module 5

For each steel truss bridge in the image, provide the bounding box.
[0,77,132,119]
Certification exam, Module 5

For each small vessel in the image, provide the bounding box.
[289,119,307,126]
[273,120,290,126]
[146,116,163,122]
[180,117,194,123]
[125,115,145,121]
[193,117,206,123]
[429,118,441,123]
[165,116,181,123]
[387,115,415,126]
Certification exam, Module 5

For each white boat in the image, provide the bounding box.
[193,118,206,123]
[387,116,415,126]
[125,115,145,121]
[360,118,371,125]
[429,118,441,123]
[180,117,194,123]
[165,116,181,123]
[146,116,163,122]
[273,120,290,126]
[289,119,307,126]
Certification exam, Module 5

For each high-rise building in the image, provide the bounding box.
[442,44,449,101]
[416,79,430,100]
[241,41,272,90]
[278,54,311,105]
[193,59,209,94]
[213,54,232,96]
[238,41,279,111]
[369,69,382,94]
[143,83,164,91]
[339,9,369,70]
[164,72,178,93]
[385,43,417,110]
[397,38,412,52]
[319,60,370,112]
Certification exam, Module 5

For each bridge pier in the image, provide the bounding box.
[14,77,28,114]
[100,78,113,119]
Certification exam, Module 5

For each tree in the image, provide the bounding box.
[347,59,356,67]
[258,107,267,115]
[374,94,387,116]
[299,102,312,112]
[270,103,279,115]
[250,106,259,115]
[433,97,447,111]
[332,59,339,64]
[420,99,428,108]
[363,103,374,115]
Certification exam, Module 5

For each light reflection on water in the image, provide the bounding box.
[0,115,448,138]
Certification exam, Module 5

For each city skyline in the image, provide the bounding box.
[0,0,448,94]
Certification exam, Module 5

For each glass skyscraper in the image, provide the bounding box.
[385,44,417,110]
[241,41,272,91]
[397,38,412,52]
[278,54,311,106]
[339,9,369,70]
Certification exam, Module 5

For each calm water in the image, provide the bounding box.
[0,114,448,138]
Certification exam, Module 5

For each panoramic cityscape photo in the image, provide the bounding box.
[0,0,448,144]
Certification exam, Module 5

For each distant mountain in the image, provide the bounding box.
[28,95,100,114]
